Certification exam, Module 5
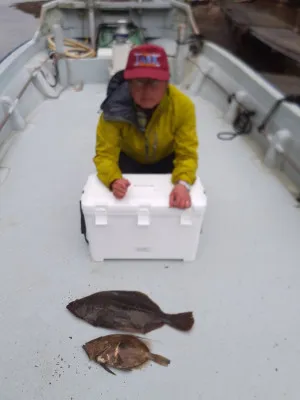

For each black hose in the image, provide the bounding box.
[258,94,300,132]
[217,109,256,140]
[39,53,59,88]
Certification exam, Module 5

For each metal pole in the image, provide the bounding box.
[87,0,96,51]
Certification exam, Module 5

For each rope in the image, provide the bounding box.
[47,36,96,59]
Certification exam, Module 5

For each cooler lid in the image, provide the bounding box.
[81,173,207,212]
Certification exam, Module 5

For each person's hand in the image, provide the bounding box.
[169,184,191,209]
[111,178,131,199]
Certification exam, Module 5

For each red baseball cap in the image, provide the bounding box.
[124,44,170,81]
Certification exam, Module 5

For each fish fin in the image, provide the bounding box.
[99,363,116,376]
[132,335,157,344]
[164,312,194,331]
[149,353,170,367]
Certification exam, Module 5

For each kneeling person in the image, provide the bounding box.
[93,44,199,209]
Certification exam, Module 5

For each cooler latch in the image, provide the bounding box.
[137,207,150,226]
[180,209,193,226]
[95,206,108,226]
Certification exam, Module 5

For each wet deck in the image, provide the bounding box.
[1,79,300,399]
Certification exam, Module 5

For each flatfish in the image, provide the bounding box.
[67,290,194,334]
[83,333,170,375]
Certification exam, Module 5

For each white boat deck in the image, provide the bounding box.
[1,83,300,399]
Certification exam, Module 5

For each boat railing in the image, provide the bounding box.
[171,0,199,35]
[38,0,200,35]
[0,56,54,133]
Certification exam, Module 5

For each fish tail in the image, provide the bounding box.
[164,312,194,331]
[149,353,170,367]
[82,344,92,359]
[100,363,116,376]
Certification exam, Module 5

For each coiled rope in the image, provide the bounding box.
[47,36,96,59]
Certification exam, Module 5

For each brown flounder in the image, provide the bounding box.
[67,290,194,334]
[83,333,170,375]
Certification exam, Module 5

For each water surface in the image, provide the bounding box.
[0,1,40,60]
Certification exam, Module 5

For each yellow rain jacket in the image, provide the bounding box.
[93,74,198,189]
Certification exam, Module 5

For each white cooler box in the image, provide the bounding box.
[80,173,207,262]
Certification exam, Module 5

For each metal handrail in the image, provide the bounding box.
[171,0,200,35]
[0,56,51,133]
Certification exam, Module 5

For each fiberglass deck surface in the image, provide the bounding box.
[0,84,300,400]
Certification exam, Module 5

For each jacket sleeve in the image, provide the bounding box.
[172,99,199,186]
[93,113,123,188]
